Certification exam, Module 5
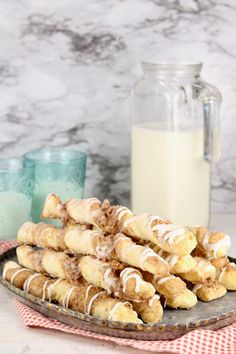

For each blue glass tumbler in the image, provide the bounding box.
[24,148,87,223]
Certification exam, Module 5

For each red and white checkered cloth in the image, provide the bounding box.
[1,241,236,354]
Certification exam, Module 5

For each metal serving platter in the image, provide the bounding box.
[0,247,236,340]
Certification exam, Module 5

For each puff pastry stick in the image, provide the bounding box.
[132,294,163,324]
[16,245,81,283]
[18,221,110,258]
[3,261,142,323]
[144,273,197,309]
[148,243,196,274]
[114,234,169,276]
[17,222,67,251]
[2,261,34,289]
[119,213,197,256]
[217,262,236,290]
[42,193,106,229]
[64,225,113,259]
[192,282,227,301]
[65,197,107,229]
[41,193,67,221]
[190,227,231,259]
[180,257,216,284]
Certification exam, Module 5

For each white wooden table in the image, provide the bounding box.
[0,214,235,354]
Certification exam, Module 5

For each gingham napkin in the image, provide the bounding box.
[1,241,236,354]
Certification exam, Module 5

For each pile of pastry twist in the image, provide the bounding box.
[3,193,236,324]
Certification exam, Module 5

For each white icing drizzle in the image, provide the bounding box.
[47,279,63,302]
[218,264,233,284]
[108,301,129,321]
[157,276,175,285]
[2,263,20,280]
[116,206,132,220]
[10,268,29,284]
[104,268,117,291]
[152,224,186,244]
[144,214,165,227]
[165,254,180,268]
[120,268,142,293]
[139,248,167,269]
[192,284,203,294]
[87,197,100,206]
[86,291,106,315]
[42,280,49,301]
[202,233,231,258]
[84,285,95,312]
[23,273,41,293]
[148,294,160,307]
[62,286,76,308]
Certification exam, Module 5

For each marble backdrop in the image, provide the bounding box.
[0,0,235,213]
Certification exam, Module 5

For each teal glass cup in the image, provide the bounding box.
[24,148,87,223]
[0,158,34,240]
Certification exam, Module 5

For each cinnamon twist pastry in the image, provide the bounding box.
[132,294,163,324]
[17,222,67,251]
[17,221,113,259]
[42,193,106,229]
[191,282,227,301]
[118,213,196,256]
[16,245,81,283]
[64,225,113,259]
[190,227,231,259]
[144,273,197,309]
[41,193,67,221]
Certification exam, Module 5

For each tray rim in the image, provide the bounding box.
[1,246,236,340]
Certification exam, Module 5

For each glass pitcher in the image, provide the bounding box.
[131,61,221,227]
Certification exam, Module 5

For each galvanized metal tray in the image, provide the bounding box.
[0,247,235,340]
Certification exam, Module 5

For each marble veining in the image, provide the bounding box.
[0,0,235,212]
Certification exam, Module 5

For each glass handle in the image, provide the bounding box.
[203,99,221,162]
